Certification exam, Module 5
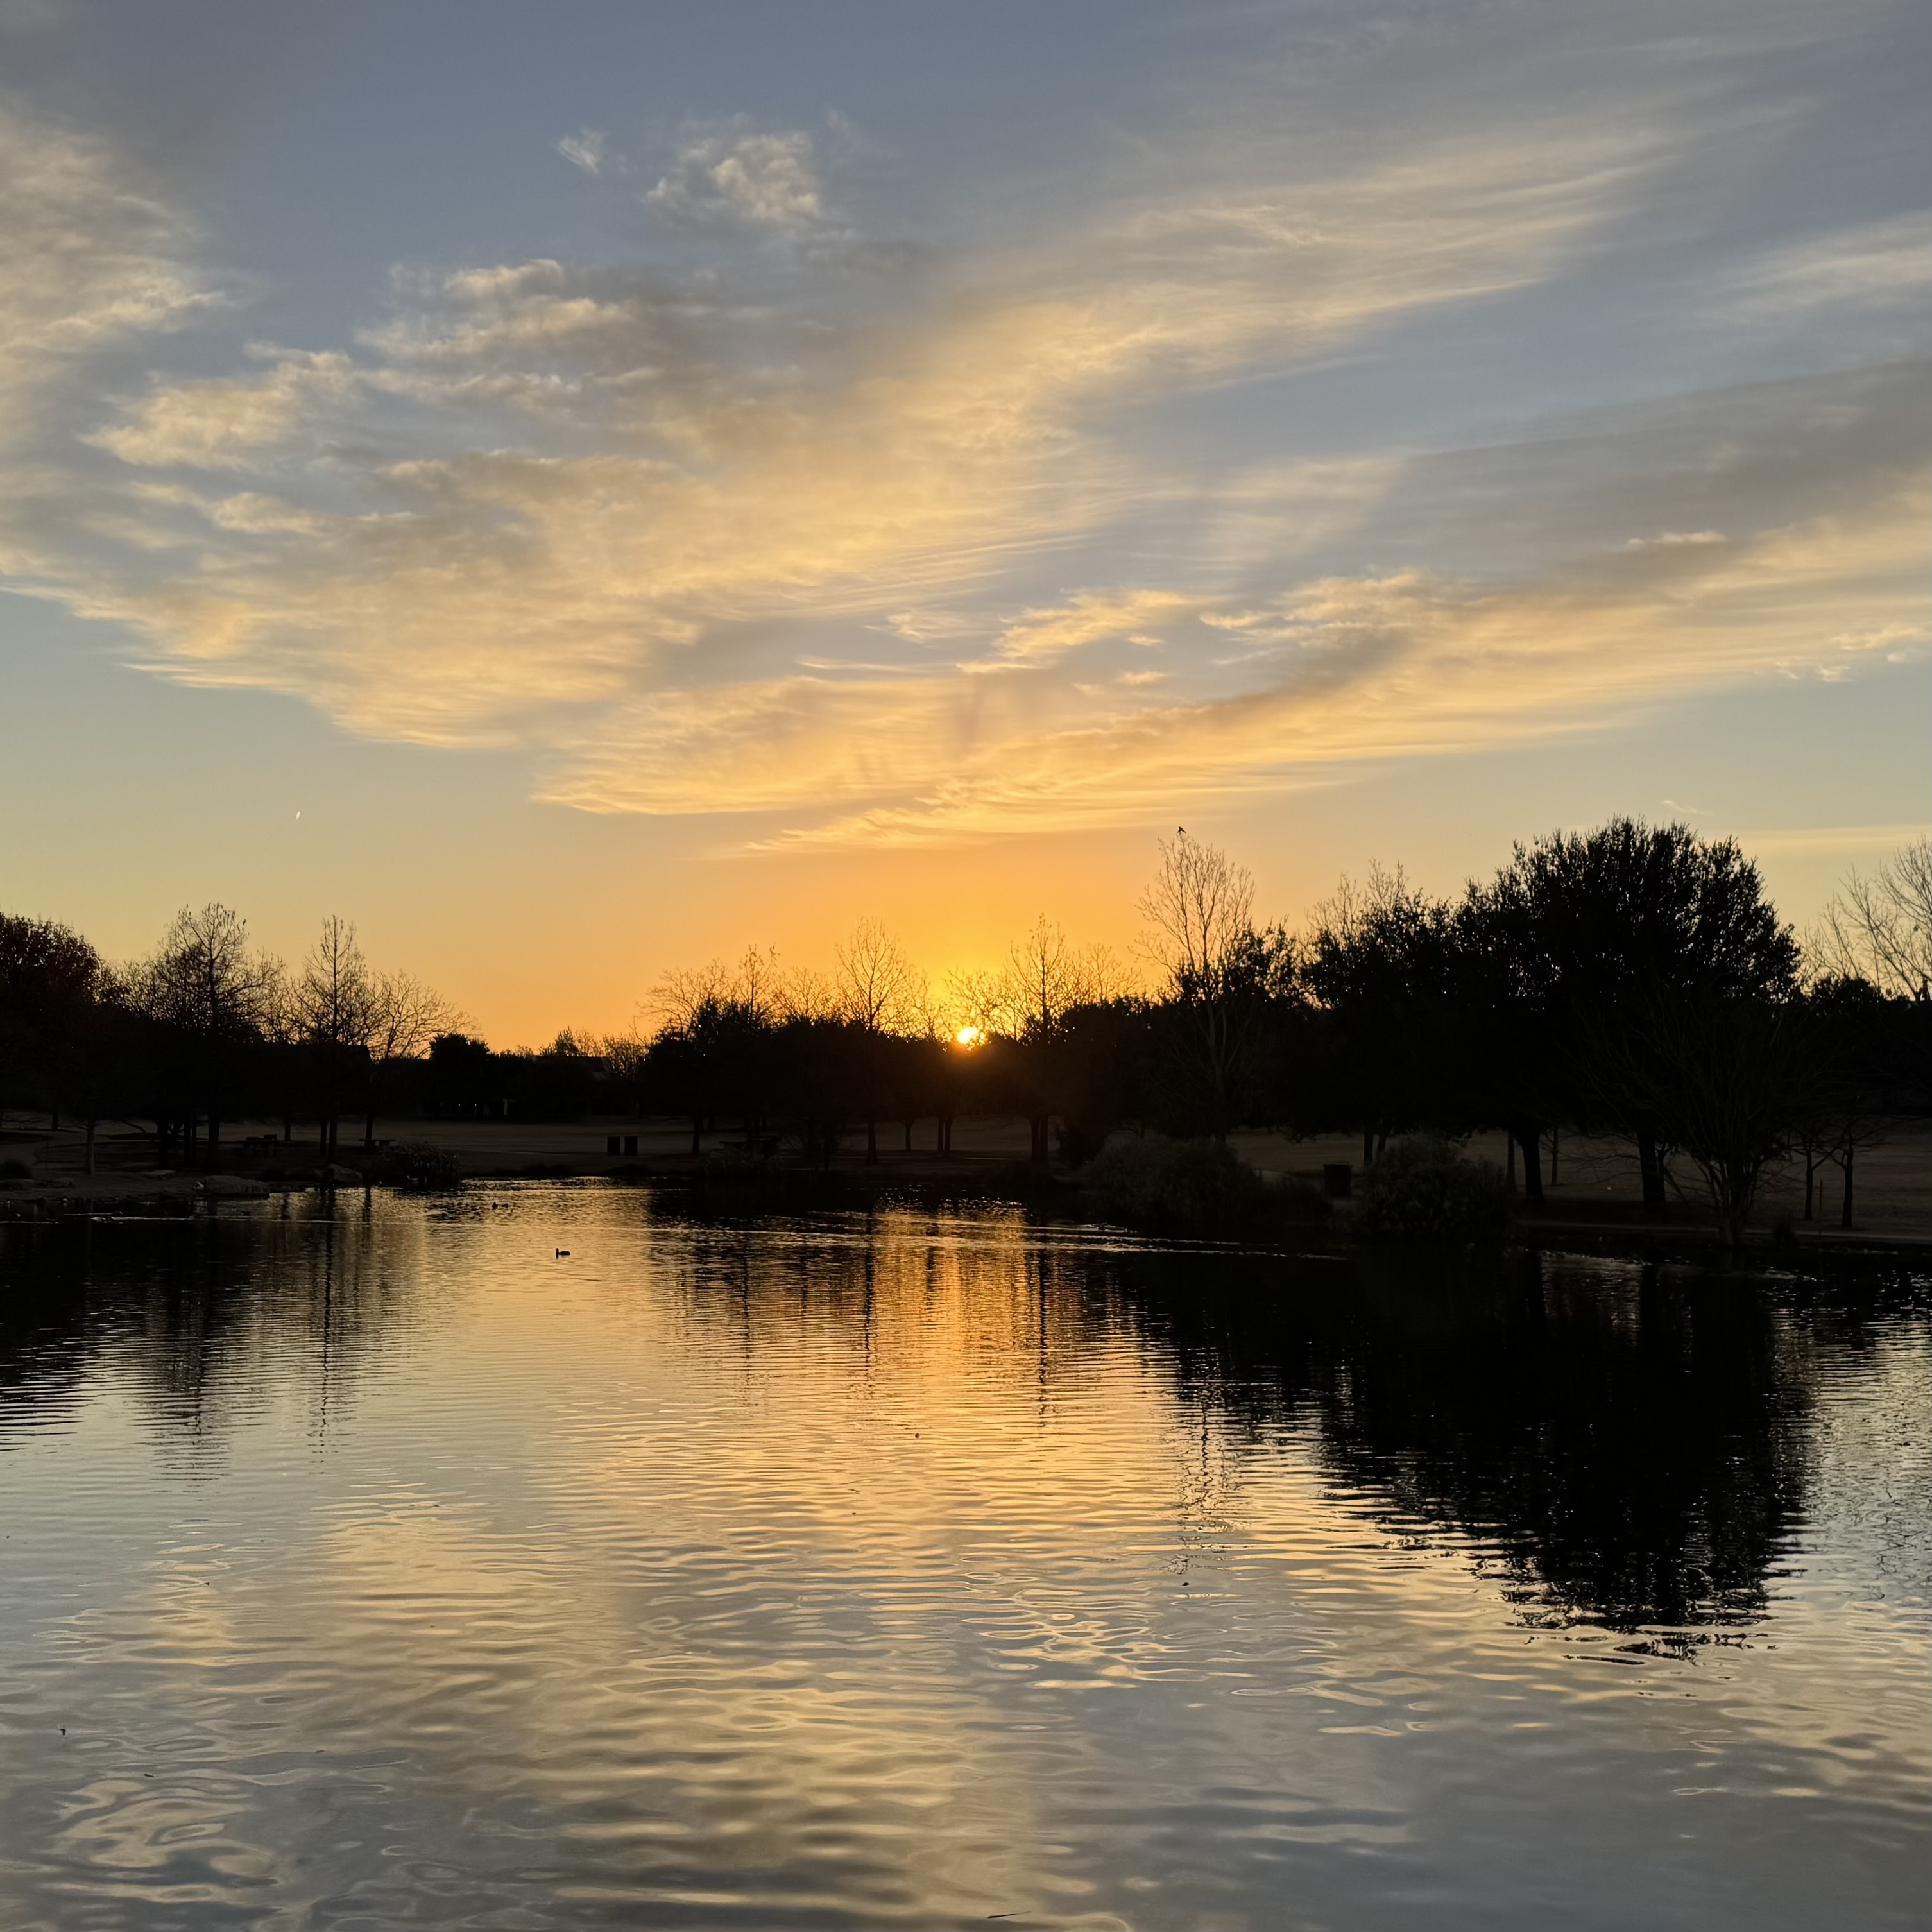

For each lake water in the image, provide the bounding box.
[0,1187,1925,1931]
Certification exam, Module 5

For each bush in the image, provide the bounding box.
[358,1141,465,1190]
[1084,1134,1329,1239]
[0,1159,31,1180]
[1353,1135,1510,1246]
[687,1150,796,1207]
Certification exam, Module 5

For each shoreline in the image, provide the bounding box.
[3,1164,1924,1260]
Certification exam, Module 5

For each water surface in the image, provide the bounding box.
[1,1188,1925,1930]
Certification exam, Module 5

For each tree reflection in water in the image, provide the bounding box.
[0,1202,423,1461]
[1127,1244,1923,1641]
[0,1195,1923,1932]
[0,1198,1917,1643]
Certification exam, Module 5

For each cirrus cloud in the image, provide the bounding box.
[1,3,1926,855]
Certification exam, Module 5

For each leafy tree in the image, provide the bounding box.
[1466,820,1798,1211]
[601,1029,651,1116]
[1050,998,1155,1165]
[425,1031,498,1118]
[0,912,103,1128]
[1302,864,1461,1161]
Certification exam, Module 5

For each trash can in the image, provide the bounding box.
[623,1136,638,1156]
[1322,1162,1352,1199]
[606,1135,621,1156]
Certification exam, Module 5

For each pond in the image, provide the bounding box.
[0,1188,1924,1930]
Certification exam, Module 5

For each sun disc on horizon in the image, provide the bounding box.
[955,1025,985,1048]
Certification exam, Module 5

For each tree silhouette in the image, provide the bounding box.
[1809,837,1931,1003]
[359,973,461,1148]
[989,917,1125,1163]
[133,903,280,1167]
[1465,821,1798,1212]
[0,915,106,1147]
[293,916,376,1163]
[1303,864,1460,1163]
[835,918,919,1163]
[1140,833,1288,1138]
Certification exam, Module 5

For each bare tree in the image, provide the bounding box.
[1000,916,1079,1039]
[649,945,790,1036]
[779,965,841,1023]
[733,945,785,1022]
[255,955,303,1147]
[295,916,375,1163]
[361,970,460,1148]
[942,966,1005,1042]
[136,903,280,1166]
[835,919,919,1163]
[1079,941,1134,1005]
[977,916,1133,1165]
[995,916,1126,1039]
[1808,837,1931,1000]
[1596,991,1809,1250]
[902,971,950,1044]
[141,903,278,1037]
[647,959,733,1034]
[1140,832,1256,995]
[1140,833,1287,1138]
[835,918,918,1034]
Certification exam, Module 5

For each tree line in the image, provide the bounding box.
[624,823,1927,1242]
[0,907,456,1170]
[3,824,1926,1238]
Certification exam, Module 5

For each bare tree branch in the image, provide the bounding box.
[1808,837,1931,1000]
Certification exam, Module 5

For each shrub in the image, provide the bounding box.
[688,1149,796,1207]
[1353,1135,1510,1247]
[0,1159,31,1181]
[1084,1134,1329,1239]
[359,1141,465,1190]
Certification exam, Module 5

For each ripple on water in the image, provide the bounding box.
[0,1190,1925,1929]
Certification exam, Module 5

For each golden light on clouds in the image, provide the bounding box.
[3,68,1920,866]
[0,0,1926,1051]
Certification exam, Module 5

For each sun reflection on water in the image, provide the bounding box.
[0,1191,1924,1929]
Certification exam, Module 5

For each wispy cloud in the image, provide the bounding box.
[86,347,359,468]
[42,112,1657,745]
[1732,822,1930,855]
[556,127,608,176]
[994,591,1202,663]
[1717,211,1932,321]
[0,106,221,430]
[0,8,1925,851]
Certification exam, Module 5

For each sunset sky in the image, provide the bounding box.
[2,0,1926,1043]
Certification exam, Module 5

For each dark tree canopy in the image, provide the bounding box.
[0,822,1917,1244]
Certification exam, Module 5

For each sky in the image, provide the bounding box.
[1,0,1926,1045]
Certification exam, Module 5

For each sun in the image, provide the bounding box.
[953,1024,986,1049]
